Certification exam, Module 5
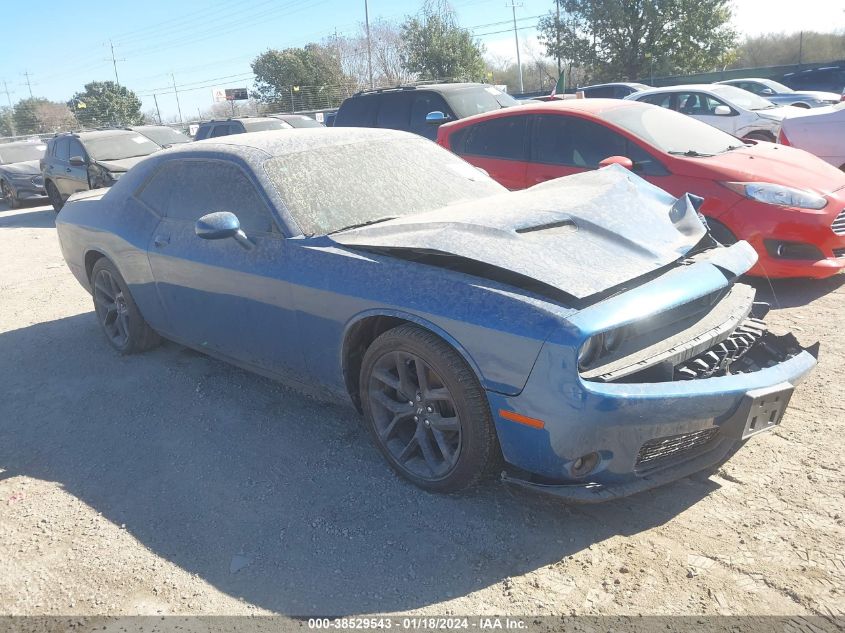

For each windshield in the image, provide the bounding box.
[85,133,160,161]
[280,116,323,128]
[711,85,777,110]
[757,78,792,93]
[136,126,191,146]
[265,137,505,236]
[447,86,520,117]
[242,119,289,132]
[0,142,46,164]
[604,104,745,155]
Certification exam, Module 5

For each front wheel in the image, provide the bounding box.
[1,180,19,209]
[45,180,63,212]
[91,258,160,354]
[360,324,500,493]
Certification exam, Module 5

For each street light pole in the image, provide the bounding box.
[506,1,524,93]
[365,0,374,89]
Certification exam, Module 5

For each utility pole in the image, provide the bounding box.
[152,94,162,124]
[798,31,804,65]
[171,74,183,124]
[364,0,374,89]
[555,0,562,76]
[21,71,35,99]
[506,1,524,93]
[107,40,124,87]
[1,80,16,137]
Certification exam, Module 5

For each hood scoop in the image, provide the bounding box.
[332,166,710,302]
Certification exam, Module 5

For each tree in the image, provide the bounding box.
[400,1,485,81]
[251,44,352,111]
[538,0,738,83]
[332,19,416,88]
[68,81,144,128]
[733,31,845,68]
[0,106,14,137]
[12,98,76,135]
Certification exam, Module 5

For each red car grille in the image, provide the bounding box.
[833,209,845,236]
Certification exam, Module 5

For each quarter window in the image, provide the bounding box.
[138,159,275,233]
[461,116,529,161]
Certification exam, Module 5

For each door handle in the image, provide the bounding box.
[65,168,72,173]
[153,235,170,248]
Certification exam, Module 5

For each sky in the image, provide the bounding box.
[1,0,843,121]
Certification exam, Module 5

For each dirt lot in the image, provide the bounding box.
[1,200,843,621]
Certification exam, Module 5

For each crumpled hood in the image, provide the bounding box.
[332,166,709,301]
[93,155,149,173]
[0,160,40,176]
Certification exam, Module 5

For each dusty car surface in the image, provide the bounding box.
[0,140,47,208]
[778,102,845,170]
[130,125,192,147]
[54,128,816,501]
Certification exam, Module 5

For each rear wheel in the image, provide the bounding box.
[1,180,19,209]
[360,324,500,493]
[91,258,160,354]
[45,180,63,212]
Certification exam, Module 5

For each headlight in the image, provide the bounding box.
[578,334,604,369]
[724,182,827,210]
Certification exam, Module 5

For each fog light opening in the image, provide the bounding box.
[571,452,600,478]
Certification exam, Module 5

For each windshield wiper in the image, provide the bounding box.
[668,150,715,157]
[329,216,398,234]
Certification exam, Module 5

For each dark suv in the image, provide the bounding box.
[781,65,845,96]
[193,117,291,140]
[334,83,521,140]
[41,130,161,211]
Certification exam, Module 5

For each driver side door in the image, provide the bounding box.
[141,157,305,380]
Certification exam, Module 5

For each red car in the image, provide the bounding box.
[437,99,845,279]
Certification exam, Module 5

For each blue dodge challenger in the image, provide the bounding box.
[55,128,817,501]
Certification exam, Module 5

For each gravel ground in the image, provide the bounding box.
[1,201,843,620]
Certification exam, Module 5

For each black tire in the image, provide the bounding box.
[360,324,500,493]
[90,258,160,354]
[743,131,776,142]
[1,179,20,209]
[705,217,738,247]
[45,180,63,212]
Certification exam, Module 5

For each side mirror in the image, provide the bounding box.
[599,155,634,170]
[426,111,450,125]
[195,211,253,250]
[69,155,86,167]
[760,88,775,95]
[713,105,732,116]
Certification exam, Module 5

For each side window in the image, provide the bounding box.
[67,139,86,160]
[409,92,452,138]
[210,124,232,138]
[640,93,672,108]
[337,96,377,127]
[375,92,412,130]
[532,115,625,168]
[138,160,275,233]
[700,94,731,115]
[461,116,528,161]
[445,126,471,153]
[194,126,211,141]
[53,138,70,161]
[584,86,614,98]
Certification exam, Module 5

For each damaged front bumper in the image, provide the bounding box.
[488,242,818,502]
[493,336,817,503]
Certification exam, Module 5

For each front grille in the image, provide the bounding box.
[674,318,766,380]
[635,427,720,473]
[834,247,845,258]
[833,209,845,236]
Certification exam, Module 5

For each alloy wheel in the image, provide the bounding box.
[93,268,130,348]
[367,350,462,481]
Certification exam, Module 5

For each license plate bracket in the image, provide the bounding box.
[727,382,794,440]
